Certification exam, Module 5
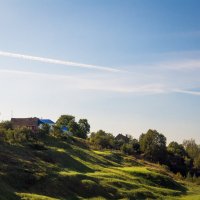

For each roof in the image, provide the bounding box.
[61,126,68,132]
[115,134,129,142]
[11,118,39,127]
[39,119,55,124]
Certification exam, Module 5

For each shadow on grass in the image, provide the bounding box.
[34,149,94,173]
[129,171,187,193]
[0,180,21,200]
[43,136,119,167]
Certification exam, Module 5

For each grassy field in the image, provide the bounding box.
[0,136,199,200]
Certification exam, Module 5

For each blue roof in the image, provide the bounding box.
[39,119,55,124]
[61,126,68,132]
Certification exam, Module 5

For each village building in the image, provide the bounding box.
[11,117,55,132]
[115,133,130,143]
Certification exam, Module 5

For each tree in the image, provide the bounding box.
[121,143,134,155]
[56,115,75,127]
[183,139,199,160]
[183,139,200,170]
[0,120,12,130]
[78,119,90,139]
[90,130,115,149]
[167,141,188,176]
[39,123,50,136]
[114,134,130,150]
[51,125,63,138]
[168,142,186,157]
[131,139,140,154]
[139,129,167,163]
[68,120,80,137]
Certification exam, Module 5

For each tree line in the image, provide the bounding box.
[0,115,199,179]
[90,129,200,179]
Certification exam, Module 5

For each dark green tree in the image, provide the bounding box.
[68,120,80,136]
[183,139,200,170]
[0,120,12,130]
[56,115,75,127]
[90,130,115,149]
[167,141,188,176]
[168,141,186,157]
[51,125,63,138]
[139,129,167,163]
[39,124,50,136]
[78,119,90,139]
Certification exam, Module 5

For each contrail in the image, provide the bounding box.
[0,51,121,72]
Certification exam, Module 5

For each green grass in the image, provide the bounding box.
[0,136,199,199]
[16,193,59,200]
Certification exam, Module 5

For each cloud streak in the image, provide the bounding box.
[1,68,200,96]
[173,89,200,96]
[0,51,121,72]
[0,69,166,94]
[157,59,200,70]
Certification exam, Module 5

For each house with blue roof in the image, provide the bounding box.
[39,119,55,129]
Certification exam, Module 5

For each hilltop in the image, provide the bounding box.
[0,135,199,200]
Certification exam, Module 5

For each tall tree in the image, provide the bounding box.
[168,141,186,157]
[78,119,90,139]
[139,129,167,163]
[183,139,200,169]
[68,120,80,136]
[167,141,188,176]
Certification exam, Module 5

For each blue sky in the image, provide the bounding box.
[0,0,200,143]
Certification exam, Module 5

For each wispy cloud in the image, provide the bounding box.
[0,51,121,72]
[173,89,200,96]
[0,69,166,94]
[158,59,200,70]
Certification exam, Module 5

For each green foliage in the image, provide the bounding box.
[114,134,130,150]
[183,139,200,171]
[0,116,199,199]
[186,172,192,181]
[194,154,200,168]
[168,142,187,157]
[90,130,115,149]
[68,120,80,136]
[139,129,167,163]
[183,139,200,160]
[50,125,63,138]
[0,120,12,130]
[56,115,75,127]
[121,139,140,155]
[0,127,36,143]
[78,119,90,139]
[167,141,189,176]
[56,115,91,139]
[0,133,198,200]
[39,124,50,136]
[121,143,134,155]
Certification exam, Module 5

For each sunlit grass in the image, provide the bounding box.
[16,193,59,200]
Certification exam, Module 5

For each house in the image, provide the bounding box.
[11,117,39,132]
[11,117,55,132]
[39,119,55,130]
[115,134,129,143]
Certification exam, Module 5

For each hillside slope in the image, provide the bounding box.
[0,136,199,200]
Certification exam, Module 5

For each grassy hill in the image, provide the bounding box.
[0,136,199,200]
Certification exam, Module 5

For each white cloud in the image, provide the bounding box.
[0,69,166,94]
[173,89,200,96]
[0,51,121,72]
[158,59,200,70]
